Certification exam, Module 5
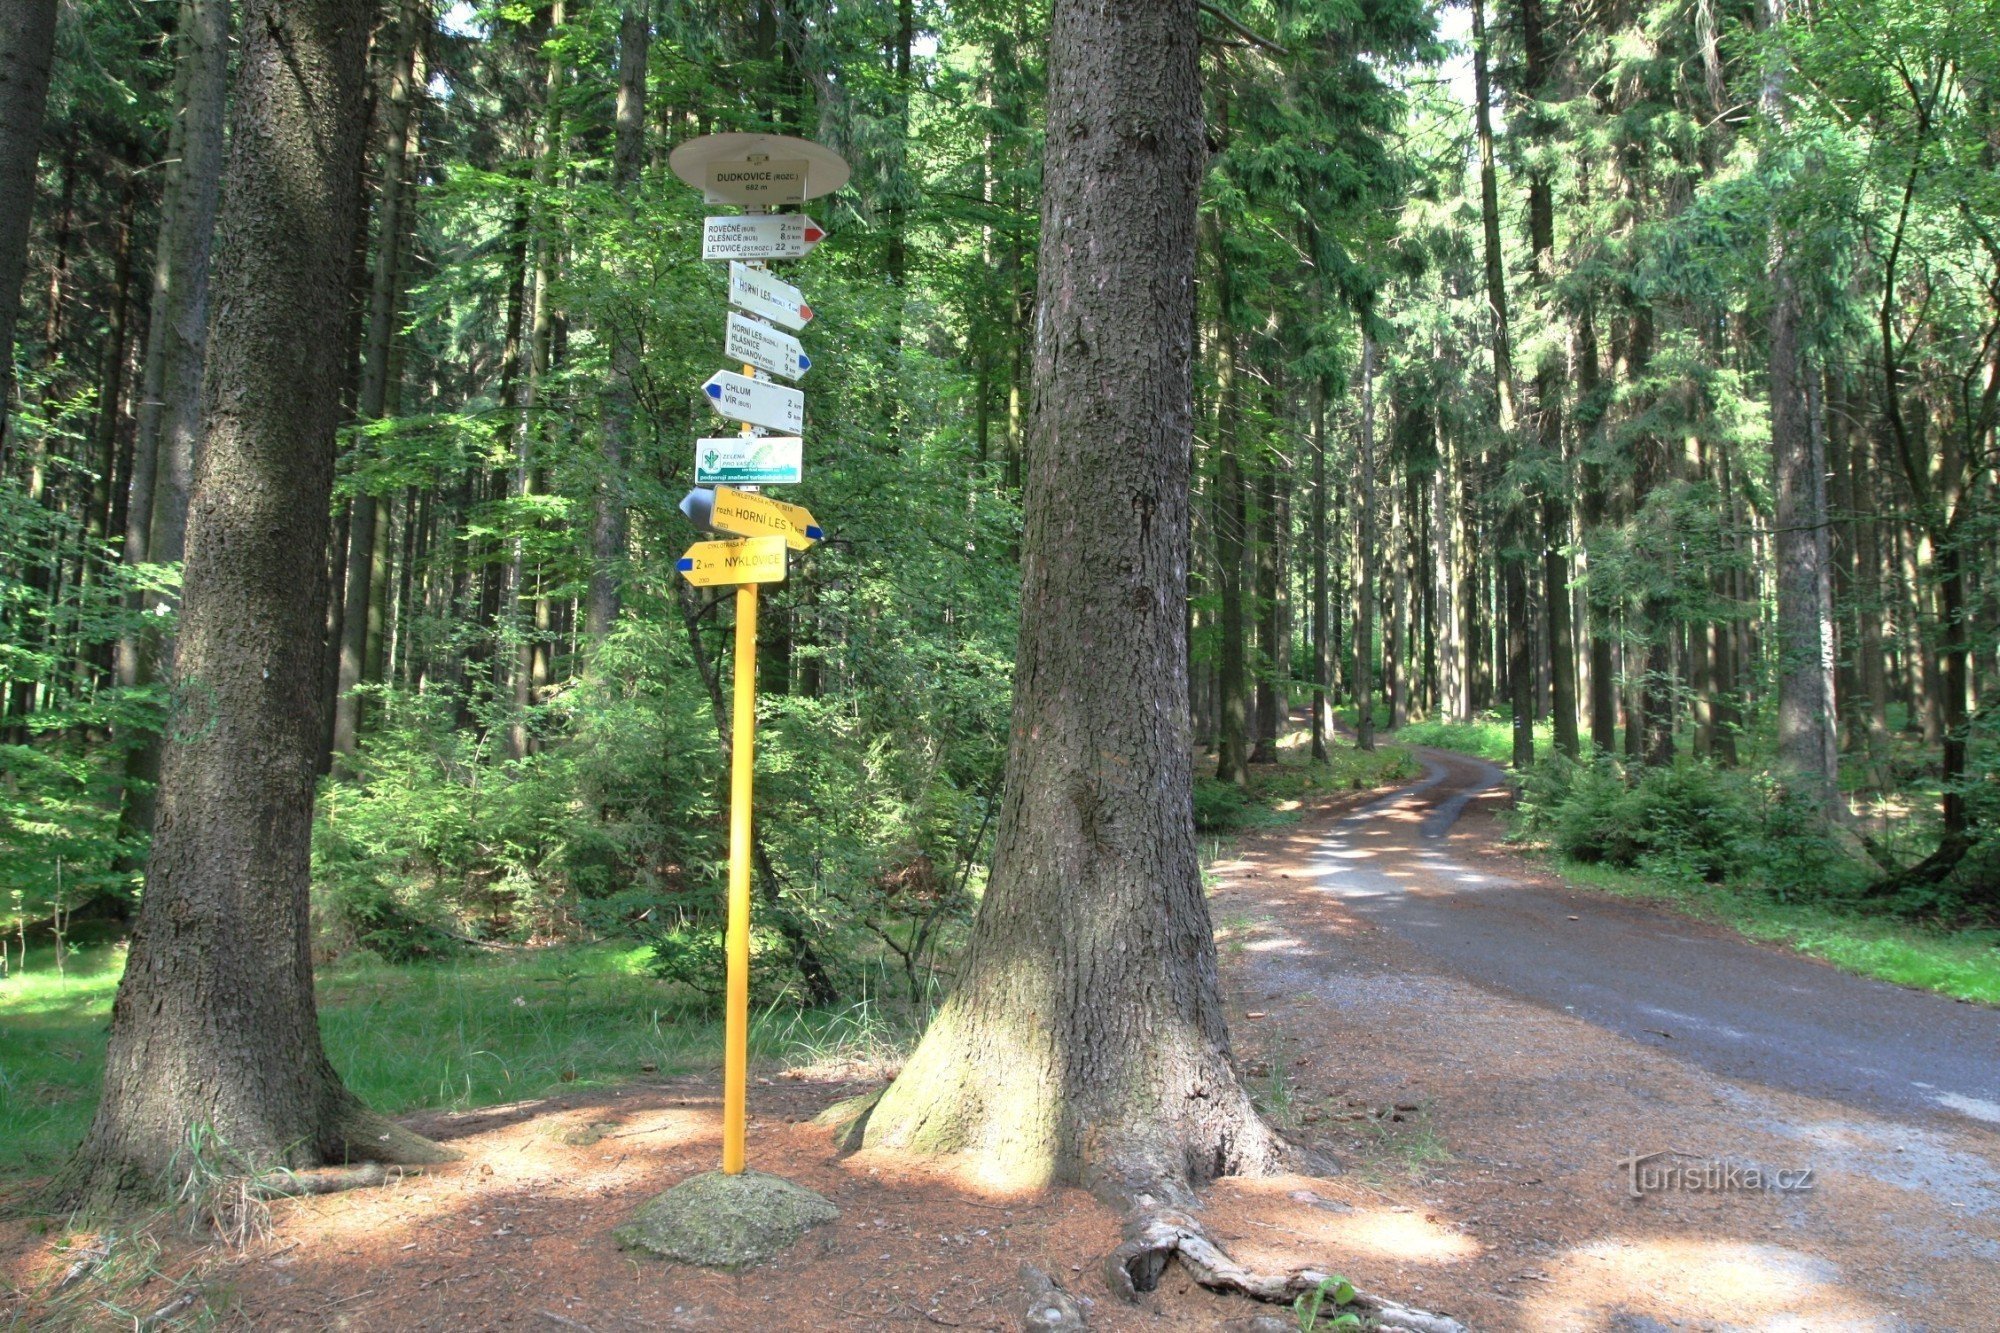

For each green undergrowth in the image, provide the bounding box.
[0,943,922,1184]
[1194,745,1421,833]
[1545,856,2000,1005]
[1394,712,1553,763]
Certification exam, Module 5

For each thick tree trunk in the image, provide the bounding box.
[1762,0,1839,809]
[859,0,1292,1203]
[1770,278,1838,803]
[587,0,648,644]
[0,0,57,430]
[52,0,450,1209]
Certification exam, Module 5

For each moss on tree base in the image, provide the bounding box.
[613,1170,838,1269]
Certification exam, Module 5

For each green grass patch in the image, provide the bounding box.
[0,942,921,1183]
[1194,746,1420,833]
[1393,712,1553,764]
[1548,855,2000,1005]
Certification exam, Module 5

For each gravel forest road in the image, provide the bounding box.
[1306,746,2000,1133]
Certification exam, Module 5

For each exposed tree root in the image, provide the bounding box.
[332,1103,461,1168]
[1106,1207,1468,1333]
[811,1089,884,1152]
[1016,1263,1089,1330]
[250,1162,425,1199]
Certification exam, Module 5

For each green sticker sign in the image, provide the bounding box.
[696,435,803,486]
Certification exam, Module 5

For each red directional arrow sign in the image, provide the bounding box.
[702,215,826,262]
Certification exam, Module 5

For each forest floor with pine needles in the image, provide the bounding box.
[3,742,1996,1330]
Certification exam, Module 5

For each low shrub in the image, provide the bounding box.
[1516,753,1867,899]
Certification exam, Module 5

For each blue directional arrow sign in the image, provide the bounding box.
[725,312,810,380]
[701,369,804,434]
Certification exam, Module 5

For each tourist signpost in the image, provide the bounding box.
[669,131,845,1179]
[727,262,814,330]
[701,370,805,433]
[694,435,803,487]
[702,214,825,261]
[710,486,823,551]
[725,312,811,380]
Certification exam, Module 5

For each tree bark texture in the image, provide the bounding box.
[860,0,1290,1202]
[56,0,450,1207]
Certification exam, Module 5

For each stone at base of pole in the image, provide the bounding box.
[614,1170,838,1269]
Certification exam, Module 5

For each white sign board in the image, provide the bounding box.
[702,214,825,262]
[726,312,811,381]
[729,261,813,330]
[696,435,803,486]
[670,133,852,203]
[702,370,804,434]
[703,159,808,206]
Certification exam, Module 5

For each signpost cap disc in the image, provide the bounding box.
[669,132,851,202]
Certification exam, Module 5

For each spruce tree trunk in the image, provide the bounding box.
[1760,0,1839,808]
[1250,450,1280,762]
[1521,0,1578,758]
[1471,0,1533,769]
[332,0,421,763]
[0,0,57,430]
[114,0,228,862]
[587,0,648,644]
[1311,374,1329,761]
[53,0,450,1208]
[1355,331,1377,751]
[1210,212,1250,784]
[859,0,1291,1202]
[1575,280,1619,754]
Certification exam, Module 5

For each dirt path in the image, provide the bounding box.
[1308,747,2000,1131]
[6,757,1996,1331]
[1202,746,2000,1331]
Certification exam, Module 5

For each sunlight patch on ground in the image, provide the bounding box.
[1522,1237,1890,1331]
[839,1146,1052,1203]
[1933,1092,2000,1125]
[1209,1178,1482,1269]
[1241,935,1306,953]
[270,1104,715,1254]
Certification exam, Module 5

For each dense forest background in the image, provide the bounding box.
[2,0,1996,995]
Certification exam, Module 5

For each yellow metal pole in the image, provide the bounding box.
[722,582,757,1174]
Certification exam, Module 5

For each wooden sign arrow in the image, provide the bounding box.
[703,214,826,261]
[712,486,823,551]
[726,312,810,380]
[702,369,804,434]
[677,534,788,587]
[729,261,813,330]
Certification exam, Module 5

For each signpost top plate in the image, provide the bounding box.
[670,133,851,205]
